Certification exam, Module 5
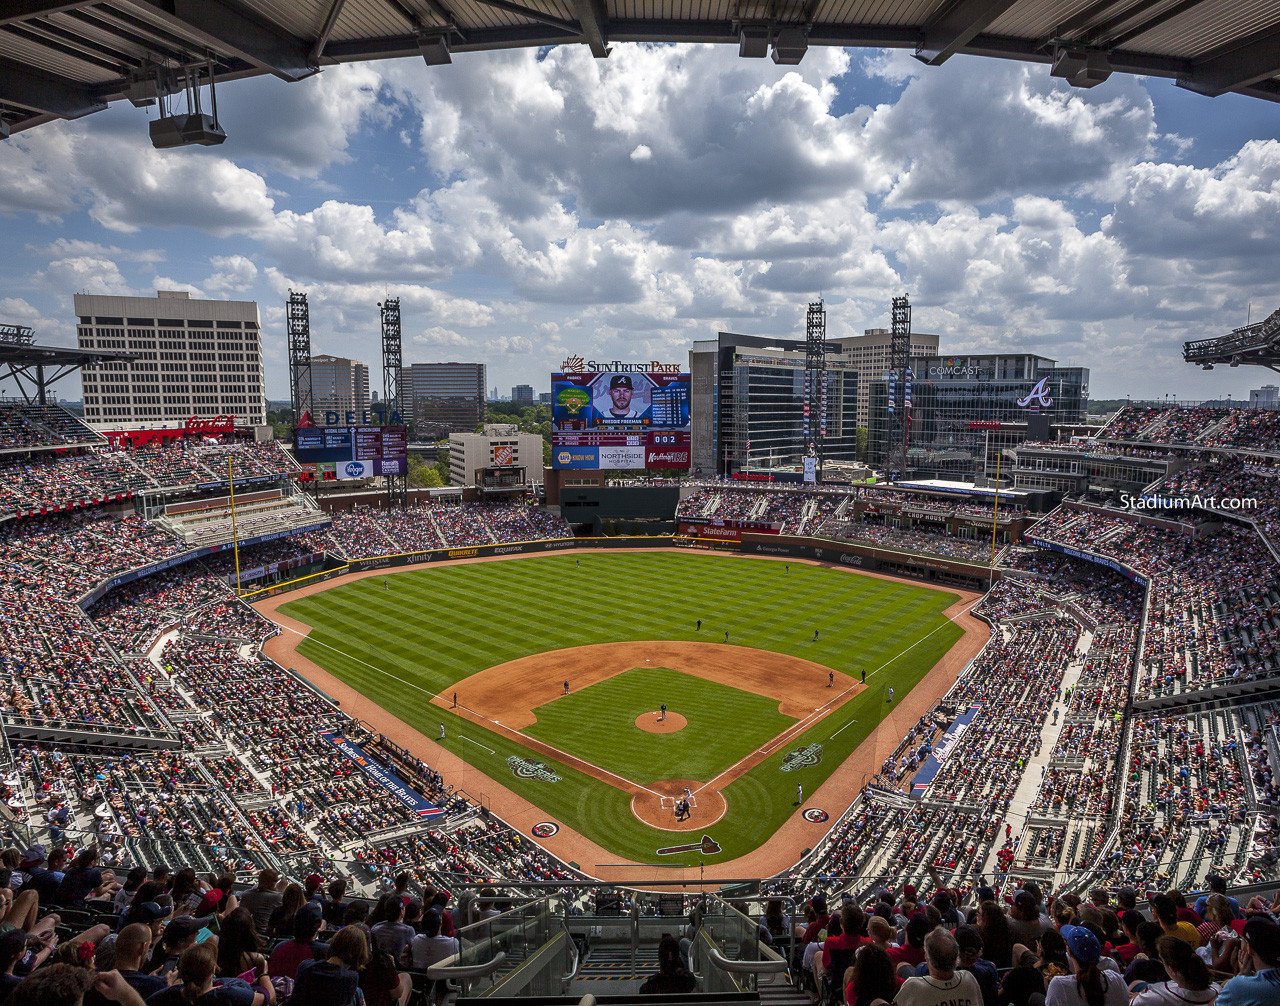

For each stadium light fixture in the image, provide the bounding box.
[418,31,452,65]
[738,25,769,58]
[1050,44,1112,88]
[771,26,808,64]
[148,61,226,149]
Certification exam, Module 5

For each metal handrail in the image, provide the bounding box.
[426,951,507,979]
[705,947,788,975]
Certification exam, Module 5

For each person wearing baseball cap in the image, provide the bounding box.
[598,373,647,421]
[1044,926,1127,1006]
[1215,917,1280,1006]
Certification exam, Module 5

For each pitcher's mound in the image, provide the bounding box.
[637,711,687,733]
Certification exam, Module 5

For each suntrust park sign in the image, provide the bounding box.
[560,355,681,374]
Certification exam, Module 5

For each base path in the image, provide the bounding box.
[255,547,989,881]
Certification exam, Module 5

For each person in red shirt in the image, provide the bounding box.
[888,915,933,971]
[803,896,831,944]
[823,904,871,973]
[1112,910,1145,966]
[267,902,327,980]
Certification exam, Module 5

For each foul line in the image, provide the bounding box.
[277,624,666,799]
[694,598,982,797]
[462,735,495,754]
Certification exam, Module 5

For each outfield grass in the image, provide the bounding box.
[278,552,965,867]
[523,667,795,784]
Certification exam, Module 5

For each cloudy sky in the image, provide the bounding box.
[2,43,1278,404]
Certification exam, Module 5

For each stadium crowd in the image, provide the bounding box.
[322,503,572,558]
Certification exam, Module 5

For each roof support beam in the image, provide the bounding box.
[915,0,1019,65]
[120,0,316,81]
[308,0,347,62]
[466,0,581,37]
[0,0,94,25]
[1178,24,1280,96]
[1104,0,1201,49]
[572,0,609,57]
[0,55,105,116]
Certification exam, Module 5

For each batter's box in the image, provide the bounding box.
[660,794,698,809]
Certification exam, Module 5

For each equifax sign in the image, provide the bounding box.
[184,415,234,437]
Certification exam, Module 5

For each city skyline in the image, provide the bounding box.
[2,44,1278,405]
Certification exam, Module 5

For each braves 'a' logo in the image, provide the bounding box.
[1017,377,1054,408]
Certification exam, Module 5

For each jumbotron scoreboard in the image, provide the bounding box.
[551,364,690,470]
[294,425,408,480]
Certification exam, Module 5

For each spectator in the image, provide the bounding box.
[369,898,414,965]
[147,942,264,1006]
[1194,877,1241,921]
[1215,918,1280,1006]
[265,885,304,942]
[847,944,898,1006]
[639,934,697,994]
[954,927,998,1006]
[293,926,366,1006]
[890,917,933,972]
[321,880,347,930]
[237,873,282,936]
[894,929,981,1006]
[91,923,166,1003]
[997,946,1045,1006]
[1130,936,1219,1005]
[1152,895,1203,948]
[1126,923,1171,987]
[267,902,327,982]
[1044,926,1127,1006]
[214,909,268,990]
[976,903,1015,970]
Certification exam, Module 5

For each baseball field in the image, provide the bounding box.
[268,551,971,869]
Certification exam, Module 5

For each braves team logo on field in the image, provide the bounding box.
[781,743,823,772]
[803,808,829,824]
[531,822,559,838]
[1016,377,1054,409]
[507,755,562,783]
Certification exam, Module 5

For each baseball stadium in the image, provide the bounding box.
[2,3,1280,1005]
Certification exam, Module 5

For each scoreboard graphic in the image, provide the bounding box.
[551,370,690,470]
[294,425,408,480]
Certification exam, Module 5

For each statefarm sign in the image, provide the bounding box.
[184,415,235,437]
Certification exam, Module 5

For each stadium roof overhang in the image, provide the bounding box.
[0,341,139,404]
[1184,307,1280,373]
[1,0,1278,138]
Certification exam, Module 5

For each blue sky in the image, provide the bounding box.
[1,43,1278,404]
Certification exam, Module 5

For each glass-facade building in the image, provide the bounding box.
[691,333,858,477]
[868,353,1089,478]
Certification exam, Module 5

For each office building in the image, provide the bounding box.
[449,424,544,485]
[690,333,858,478]
[76,291,266,429]
[868,352,1089,478]
[310,354,369,419]
[831,328,940,427]
[1251,385,1279,408]
[403,362,486,433]
[511,384,535,404]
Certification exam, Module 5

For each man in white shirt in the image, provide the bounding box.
[894,929,982,1006]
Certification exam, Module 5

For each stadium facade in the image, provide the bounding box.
[75,290,267,430]
[868,352,1089,478]
[690,333,858,477]
[831,328,940,427]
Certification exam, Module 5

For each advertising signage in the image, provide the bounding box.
[295,425,408,479]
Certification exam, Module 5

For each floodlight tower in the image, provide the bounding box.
[804,300,826,480]
[381,297,407,508]
[287,291,313,426]
[887,295,912,474]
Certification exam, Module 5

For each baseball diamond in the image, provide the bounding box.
[260,549,985,872]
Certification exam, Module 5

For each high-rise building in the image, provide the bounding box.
[1250,385,1279,408]
[690,333,858,477]
[75,291,266,429]
[831,328,940,427]
[868,352,1089,477]
[403,362,487,433]
[511,384,535,404]
[310,355,370,419]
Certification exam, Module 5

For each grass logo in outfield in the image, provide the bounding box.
[507,755,562,783]
[780,742,823,771]
[657,835,721,856]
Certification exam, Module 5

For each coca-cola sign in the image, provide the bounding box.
[184,415,235,437]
